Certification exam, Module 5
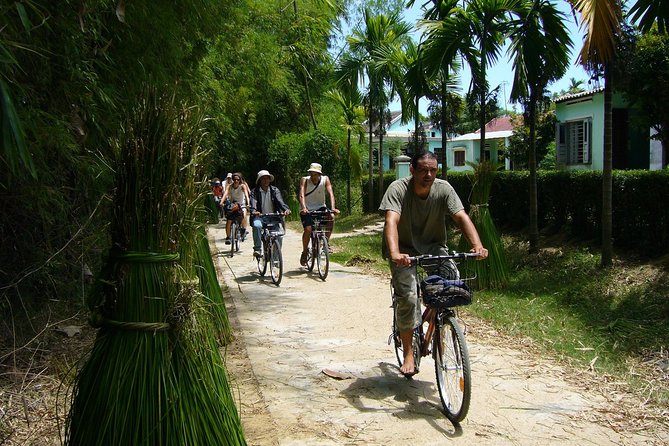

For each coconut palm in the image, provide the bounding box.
[465,0,517,161]
[629,0,669,33]
[572,0,623,267]
[414,0,471,178]
[566,77,585,94]
[326,82,366,214]
[507,0,572,253]
[343,8,411,209]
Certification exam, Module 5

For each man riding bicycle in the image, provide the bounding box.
[298,162,339,266]
[379,151,488,377]
[249,169,291,258]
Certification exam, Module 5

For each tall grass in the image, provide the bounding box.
[65,88,245,445]
[458,161,509,289]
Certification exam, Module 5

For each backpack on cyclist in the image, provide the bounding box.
[420,275,472,309]
[224,200,242,219]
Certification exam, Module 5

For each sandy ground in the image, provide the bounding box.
[210,222,667,446]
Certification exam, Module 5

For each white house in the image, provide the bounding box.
[368,113,516,173]
[445,115,515,172]
[554,88,664,170]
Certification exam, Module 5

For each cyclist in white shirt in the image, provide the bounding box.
[298,163,339,266]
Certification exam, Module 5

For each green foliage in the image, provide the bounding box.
[455,169,669,255]
[361,171,396,212]
[507,112,557,169]
[614,28,669,156]
[473,235,669,407]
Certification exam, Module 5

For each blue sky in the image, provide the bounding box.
[399,1,595,113]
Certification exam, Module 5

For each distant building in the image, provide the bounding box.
[554,88,664,170]
[365,113,516,173]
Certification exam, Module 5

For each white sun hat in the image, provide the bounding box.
[256,169,275,184]
[307,163,323,174]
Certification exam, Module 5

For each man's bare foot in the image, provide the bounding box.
[400,353,418,376]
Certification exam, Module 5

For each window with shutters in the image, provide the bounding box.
[557,118,592,165]
[454,150,465,166]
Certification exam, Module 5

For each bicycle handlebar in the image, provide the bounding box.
[408,252,480,265]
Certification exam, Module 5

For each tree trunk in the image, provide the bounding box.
[347,129,351,214]
[601,64,613,267]
[303,71,317,130]
[440,77,448,180]
[528,98,539,253]
[367,112,374,212]
[378,108,384,205]
[479,40,487,162]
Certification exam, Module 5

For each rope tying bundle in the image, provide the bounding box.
[91,250,181,332]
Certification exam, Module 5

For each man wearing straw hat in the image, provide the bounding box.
[379,151,488,377]
[298,162,339,266]
[249,169,291,258]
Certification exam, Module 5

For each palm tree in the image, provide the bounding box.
[572,0,623,267]
[465,0,517,161]
[629,0,669,33]
[326,82,366,214]
[344,8,411,210]
[420,0,479,177]
[507,0,572,253]
[566,77,585,94]
[283,2,339,130]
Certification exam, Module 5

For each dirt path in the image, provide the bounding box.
[210,223,666,445]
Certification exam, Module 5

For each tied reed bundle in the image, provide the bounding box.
[65,88,245,445]
[458,161,509,289]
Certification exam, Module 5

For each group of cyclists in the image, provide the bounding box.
[211,162,339,262]
[214,152,489,382]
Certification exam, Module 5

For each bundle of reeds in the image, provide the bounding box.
[195,226,233,344]
[458,160,509,290]
[65,89,245,445]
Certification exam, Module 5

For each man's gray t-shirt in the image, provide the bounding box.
[379,177,464,258]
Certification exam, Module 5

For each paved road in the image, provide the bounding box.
[210,222,663,445]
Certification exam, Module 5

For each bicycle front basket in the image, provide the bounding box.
[420,275,472,309]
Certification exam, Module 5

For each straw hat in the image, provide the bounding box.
[307,163,323,174]
[256,169,275,184]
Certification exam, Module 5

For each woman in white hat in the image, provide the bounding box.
[249,170,291,257]
[298,162,339,266]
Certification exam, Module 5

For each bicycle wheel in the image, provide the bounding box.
[233,222,240,252]
[269,238,283,286]
[307,235,316,271]
[229,221,237,257]
[316,235,329,280]
[434,313,471,422]
[257,236,267,276]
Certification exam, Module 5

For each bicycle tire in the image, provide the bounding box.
[307,234,316,271]
[434,313,471,422]
[234,223,240,252]
[257,236,268,276]
[229,221,237,257]
[269,238,282,286]
[317,235,329,280]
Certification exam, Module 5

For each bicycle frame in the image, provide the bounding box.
[390,252,478,423]
[305,210,332,280]
[255,213,285,286]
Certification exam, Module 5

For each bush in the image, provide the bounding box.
[368,169,669,256]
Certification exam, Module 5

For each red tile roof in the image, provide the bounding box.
[474,115,516,133]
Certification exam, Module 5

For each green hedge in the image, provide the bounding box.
[368,169,669,256]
